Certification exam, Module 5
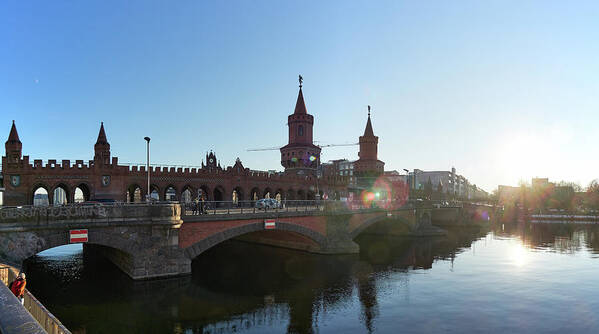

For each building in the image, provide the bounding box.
[1,80,350,206]
[407,167,485,199]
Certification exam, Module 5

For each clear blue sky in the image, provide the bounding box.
[2,1,598,192]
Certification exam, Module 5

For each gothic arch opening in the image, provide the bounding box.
[150,185,160,201]
[250,187,260,202]
[127,184,143,203]
[287,189,296,201]
[181,186,194,204]
[213,186,225,206]
[74,184,91,203]
[199,185,210,201]
[52,184,70,206]
[275,189,283,202]
[32,185,49,206]
[232,187,244,205]
[165,186,177,201]
[297,189,306,200]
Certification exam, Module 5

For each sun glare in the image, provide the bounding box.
[508,243,529,267]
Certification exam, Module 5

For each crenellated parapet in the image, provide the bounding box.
[1,121,349,206]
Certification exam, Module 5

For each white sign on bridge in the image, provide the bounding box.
[70,229,88,243]
[264,219,276,229]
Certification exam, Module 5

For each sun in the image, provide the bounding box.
[495,133,547,183]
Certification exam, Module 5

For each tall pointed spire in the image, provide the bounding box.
[94,122,111,164]
[96,121,108,144]
[294,76,307,114]
[7,120,21,144]
[363,106,374,137]
[5,120,23,163]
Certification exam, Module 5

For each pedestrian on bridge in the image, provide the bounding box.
[9,272,26,305]
[192,197,199,215]
[200,197,206,214]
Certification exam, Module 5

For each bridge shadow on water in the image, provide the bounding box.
[23,227,489,334]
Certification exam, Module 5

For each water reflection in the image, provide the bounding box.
[494,221,599,255]
[23,223,599,333]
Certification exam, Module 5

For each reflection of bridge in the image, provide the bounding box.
[0,201,489,279]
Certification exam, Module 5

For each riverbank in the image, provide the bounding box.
[0,263,71,334]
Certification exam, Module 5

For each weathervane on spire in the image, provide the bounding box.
[299,75,303,88]
[368,105,371,117]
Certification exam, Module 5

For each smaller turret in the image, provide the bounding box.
[94,122,111,165]
[5,120,22,163]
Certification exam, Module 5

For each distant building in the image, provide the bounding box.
[408,167,486,199]
[320,159,356,187]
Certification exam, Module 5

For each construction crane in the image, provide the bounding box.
[246,143,357,151]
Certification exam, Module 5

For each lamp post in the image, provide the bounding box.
[403,168,410,201]
[144,137,151,202]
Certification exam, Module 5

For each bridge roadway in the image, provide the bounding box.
[0,201,491,279]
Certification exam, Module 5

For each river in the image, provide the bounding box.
[23,222,599,333]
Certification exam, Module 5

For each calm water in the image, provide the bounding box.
[24,222,599,334]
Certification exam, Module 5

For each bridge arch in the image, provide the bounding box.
[13,229,140,267]
[31,184,50,206]
[150,184,161,201]
[183,221,327,260]
[181,185,195,203]
[232,186,244,203]
[164,185,177,201]
[213,185,225,205]
[250,187,260,201]
[51,183,70,205]
[274,188,283,201]
[199,185,210,200]
[349,213,415,239]
[73,183,91,203]
[286,188,295,200]
[127,184,144,203]
[297,189,306,200]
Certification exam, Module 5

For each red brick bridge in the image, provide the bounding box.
[0,202,478,279]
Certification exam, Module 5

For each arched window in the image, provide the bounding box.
[298,125,304,136]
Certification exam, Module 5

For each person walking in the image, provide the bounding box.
[193,197,199,215]
[9,272,26,305]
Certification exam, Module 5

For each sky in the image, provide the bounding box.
[1,1,598,192]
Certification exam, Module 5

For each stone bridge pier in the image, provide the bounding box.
[0,204,191,280]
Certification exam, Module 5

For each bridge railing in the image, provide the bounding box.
[179,199,461,216]
[0,202,181,224]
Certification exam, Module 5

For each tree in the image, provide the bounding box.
[586,180,599,211]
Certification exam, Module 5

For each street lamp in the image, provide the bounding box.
[144,137,151,202]
[403,168,409,187]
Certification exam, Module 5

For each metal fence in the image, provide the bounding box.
[178,199,463,216]
[1,265,71,334]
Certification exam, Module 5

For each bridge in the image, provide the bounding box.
[0,200,490,279]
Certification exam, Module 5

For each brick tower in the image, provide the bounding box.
[5,120,22,164]
[94,122,111,165]
[354,106,385,188]
[280,76,321,175]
